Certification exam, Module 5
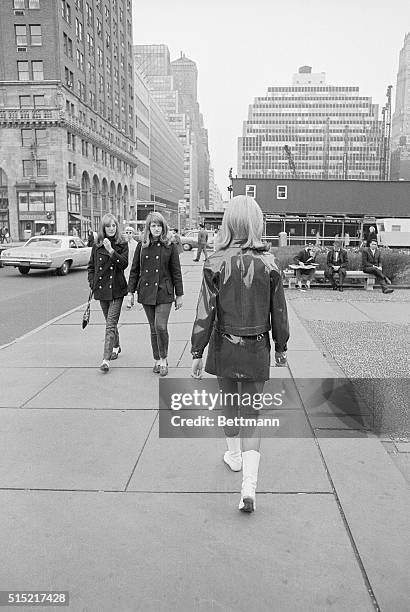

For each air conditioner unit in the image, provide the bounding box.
[17,46,27,52]
[14,10,25,15]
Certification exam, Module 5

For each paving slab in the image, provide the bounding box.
[0,367,65,407]
[0,330,187,368]
[0,409,155,490]
[25,367,161,409]
[128,434,329,493]
[317,437,410,612]
[287,350,340,378]
[294,378,372,420]
[0,491,373,612]
[351,301,410,324]
[291,300,371,322]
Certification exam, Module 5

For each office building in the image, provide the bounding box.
[134,45,210,227]
[238,66,382,182]
[0,0,137,239]
[391,33,410,180]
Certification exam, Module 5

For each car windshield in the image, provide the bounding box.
[26,238,62,248]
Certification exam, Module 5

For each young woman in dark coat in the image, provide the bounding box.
[87,213,128,372]
[191,195,289,513]
[128,212,183,376]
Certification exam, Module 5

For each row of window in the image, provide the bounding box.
[245,185,288,200]
[13,0,40,9]
[15,24,42,46]
[17,60,43,80]
[22,159,47,177]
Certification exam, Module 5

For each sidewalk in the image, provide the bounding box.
[0,252,409,611]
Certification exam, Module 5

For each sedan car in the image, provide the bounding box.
[0,235,91,275]
[180,230,215,251]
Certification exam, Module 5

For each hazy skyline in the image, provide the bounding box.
[133,0,410,198]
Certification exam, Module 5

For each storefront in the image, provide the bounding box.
[17,188,56,239]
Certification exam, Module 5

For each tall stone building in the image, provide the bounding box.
[0,0,137,239]
[238,66,382,182]
[134,45,210,227]
[391,33,410,180]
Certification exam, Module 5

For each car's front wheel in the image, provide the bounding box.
[183,243,192,251]
[56,260,71,276]
[18,266,30,275]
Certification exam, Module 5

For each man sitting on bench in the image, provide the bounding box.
[362,239,393,294]
[293,242,317,291]
[325,240,347,292]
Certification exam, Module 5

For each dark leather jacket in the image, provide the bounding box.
[191,242,289,357]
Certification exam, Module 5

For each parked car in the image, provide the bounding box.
[0,235,91,276]
[180,229,215,251]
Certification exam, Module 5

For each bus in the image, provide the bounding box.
[376,218,410,249]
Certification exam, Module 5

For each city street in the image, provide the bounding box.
[0,257,409,611]
[0,265,89,347]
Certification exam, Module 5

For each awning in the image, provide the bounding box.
[69,213,91,223]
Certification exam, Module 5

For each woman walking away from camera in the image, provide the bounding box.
[128,212,183,376]
[87,213,128,372]
[124,226,138,309]
[191,195,289,513]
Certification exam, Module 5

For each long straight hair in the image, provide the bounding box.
[96,213,122,246]
[141,211,171,247]
[216,195,266,250]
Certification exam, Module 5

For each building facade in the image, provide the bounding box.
[391,33,410,180]
[134,45,211,228]
[233,178,410,245]
[0,0,137,240]
[238,66,382,183]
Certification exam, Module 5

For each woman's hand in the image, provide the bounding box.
[175,295,183,310]
[103,238,114,254]
[191,358,203,379]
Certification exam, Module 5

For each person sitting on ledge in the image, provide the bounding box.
[293,242,317,291]
[362,239,393,294]
[325,240,348,292]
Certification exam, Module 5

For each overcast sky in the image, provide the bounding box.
[133,0,410,197]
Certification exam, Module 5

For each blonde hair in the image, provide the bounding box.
[142,211,171,247]
[216,195,265,250]
[96,213,122,245]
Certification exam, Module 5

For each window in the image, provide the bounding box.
[17,61,29,80]
[32,60,43,80]
[65,67,73,88]
[277,185,288,199]
[392,225,401,232]
[75,18,83,41]
[15,25,27,46]
[35,128,46,145]
[61,0,71,23]
[97,47,103,67]
[245,185,256,198]
[19,95,31,107]
[86,2,93,25]
[21,129,34,146]
[30,25,42,45]
[22,160,34,177]
[63,33,73,58]
[76,49,84,70]
[37,160,47,176]
[29,0,40,7]
[78,80,85,100]
[96,17,102,36]
[87,32,94,53]
[75,0,83,9]
[14,0,25,8]
[33,94,44,107]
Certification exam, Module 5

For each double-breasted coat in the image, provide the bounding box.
[128,240,183,305]
[87,240,129,301]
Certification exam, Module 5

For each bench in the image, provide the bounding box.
[283,269,376,291]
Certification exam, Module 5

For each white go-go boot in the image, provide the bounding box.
[239,450,260,513]
[223,436,242,472]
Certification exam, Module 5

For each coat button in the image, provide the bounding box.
[109,285,112,288]
[156,256,159,259]
[110,266,113,270]
[155,269,158,272]
[110,275,112,279]
[99,285,102,289]
[146,269,148,272]
[154,282,158,286]
[145,282,148,285]
[145,255,148,258]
